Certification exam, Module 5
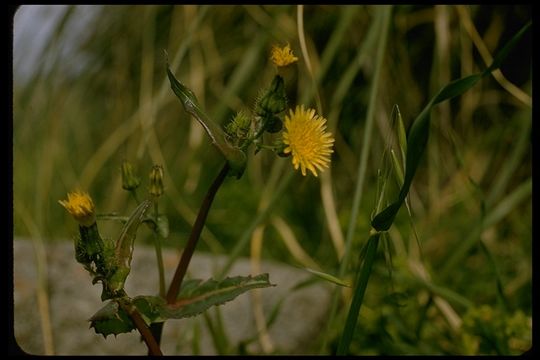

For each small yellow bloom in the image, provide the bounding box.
[270,43,298,67]
[282,105,335,177]
[59,191,96,227]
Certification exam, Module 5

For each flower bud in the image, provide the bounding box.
[256,75,287,116]
[225,110,251,139]
[121,160,141,191]
[149,165,164,197]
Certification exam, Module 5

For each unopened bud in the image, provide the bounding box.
[225,110,251,139]
[149,165,164,197]
[121,160,141,191]
[256,75,287,116]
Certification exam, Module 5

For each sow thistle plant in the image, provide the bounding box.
[60,44,334,355]
[57,12,531,354]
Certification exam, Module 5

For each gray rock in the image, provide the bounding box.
[13,238,331,355]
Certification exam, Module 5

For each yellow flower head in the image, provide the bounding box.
[282,105,335,177]
[270,43,298,67]
[59,191,96,227]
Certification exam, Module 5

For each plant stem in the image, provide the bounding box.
[166,162,230,303]
[150,163,230,352]
[119,300,163,356]
[336,233,380,355]
[153,201,166,298]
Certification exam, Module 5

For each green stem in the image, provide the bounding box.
[166,163,230,303]
[153,201,166,298]
[336,233,380,355]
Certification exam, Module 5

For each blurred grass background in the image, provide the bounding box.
[13,5,531,355]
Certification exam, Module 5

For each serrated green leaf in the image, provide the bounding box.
[159,274,274,320]
[107,200,153,296]
[304,268,351,287]
[115,200,153,266]
[167,67,247,178]
[132,295,167,324]
[89,301,135,338]
[371,21,530,232]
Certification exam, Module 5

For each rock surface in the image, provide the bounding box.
[13,238,331,355]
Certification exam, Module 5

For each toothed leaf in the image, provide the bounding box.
[159,274,274,319]
[89,301,135,338]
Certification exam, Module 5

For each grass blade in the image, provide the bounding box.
[371,21,531,232]
[336,233,380,355]
[304,268,351,287]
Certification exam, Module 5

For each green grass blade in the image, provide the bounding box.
[484,21,531,74]
[394,105,407,164]
[390,149,404,186]
[336,233,380,355]
[371,21,531,232]
[321,6,391,353]
[432,74,481,105]
[304,268,351,287]
[339,4,392,277]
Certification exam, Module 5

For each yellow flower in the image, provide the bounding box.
[282,105,335,177]
[270,43,298,67]
[59,191,96,227]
